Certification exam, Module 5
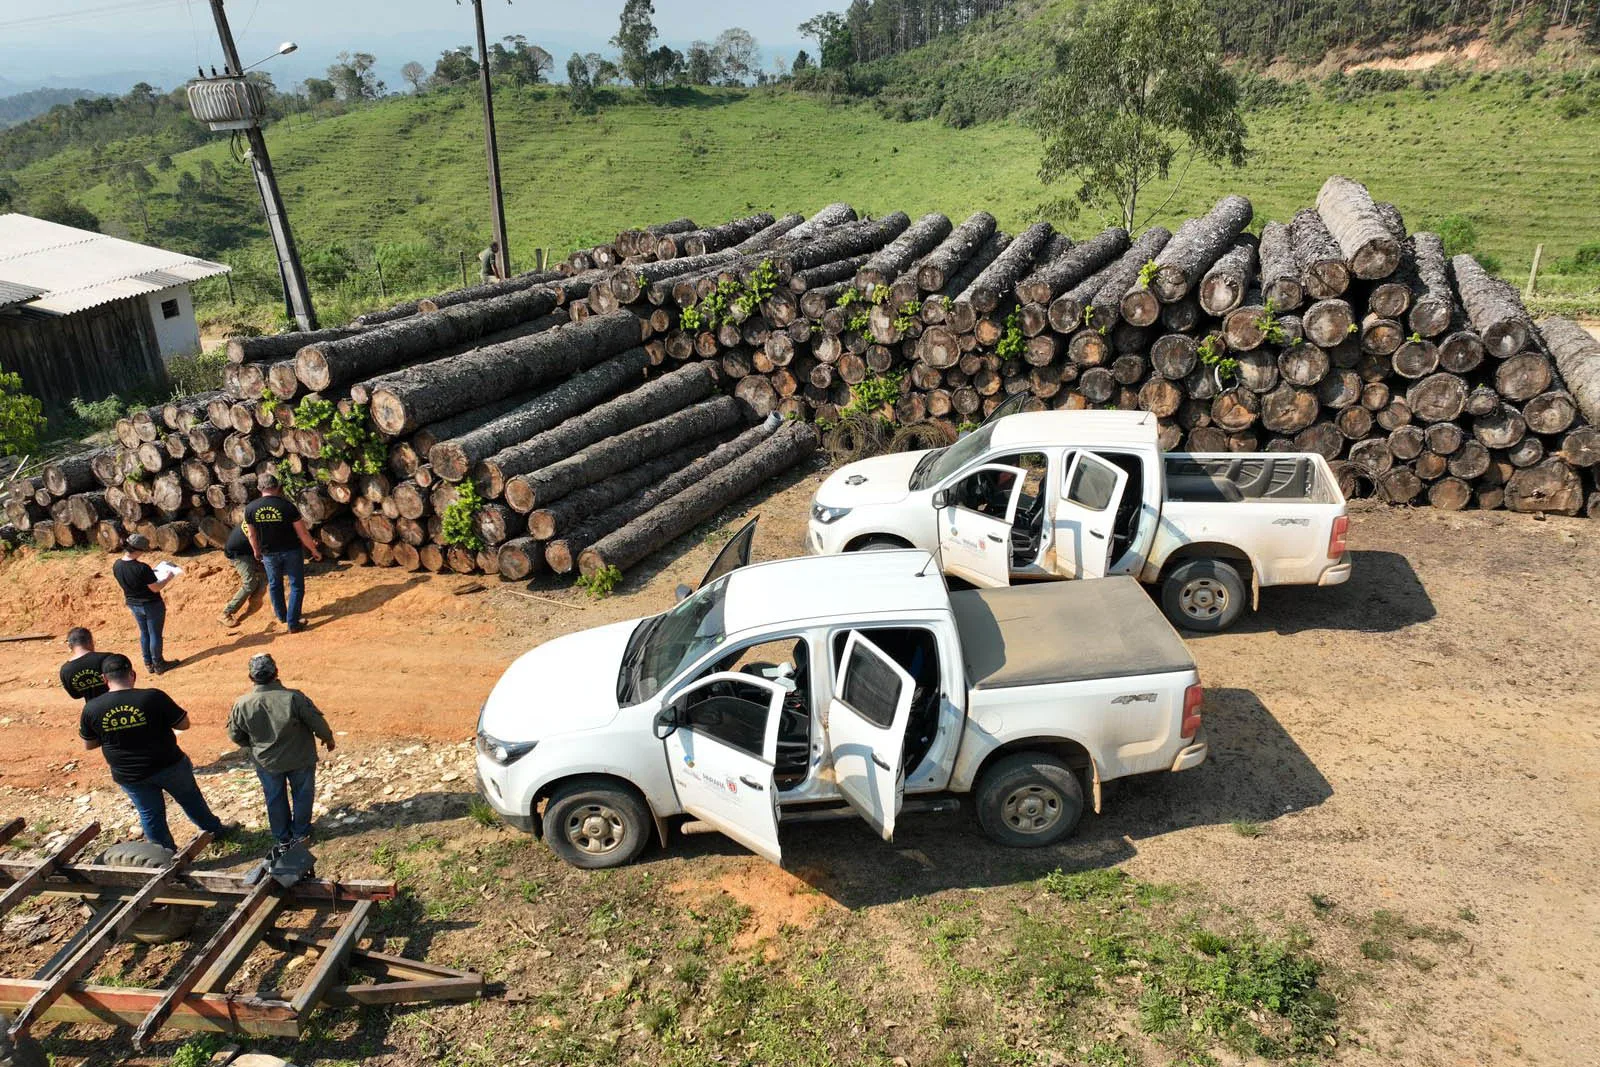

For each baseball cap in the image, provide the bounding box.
[248,653,278,683]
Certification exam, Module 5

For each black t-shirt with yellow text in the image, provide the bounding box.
[60,651,112,700]
[79,688,187,784]
[244,495,303,553]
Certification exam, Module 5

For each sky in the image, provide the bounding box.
[0,0,840,95]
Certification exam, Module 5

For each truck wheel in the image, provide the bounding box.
[94,841,198,944]
[542,779,652,870]
[1161,558,1246,633]
[975,753,1084,848]
[849,536,911,552]
[0,1017,47,1067]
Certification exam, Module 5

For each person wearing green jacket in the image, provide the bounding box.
[226,654,335,846]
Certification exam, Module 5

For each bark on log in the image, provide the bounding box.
[782,202,858,243]
[1452,254,1531,358]
[1406,232,1455,337]
[1316,176,1402,279]
[155,520,195,555]
[66,492,110,530]
[1406,373,1468,423]
[44,452,102,497]
[473,503,526,546]
[505,395,746,511]
[1494,351,1553,402]
[227,324,365,365]
[1537,316,1600,426]
[1292,208,1350,299]
[936,232,1011,331]
[770,213,911,277]
[1090,227,1171,329]
[1153,195,1253,302]
[960,222,1055,314]
[578,421,818,577]
[1505,458,1585,515]
[1258,221,1304,311]
[662,213,774,259]
[1198,237,1258,316]
[1015,226,1127,306]
[790,254,872,296]
[497,537,543,581]
[856,213,953,289]
[730,212,805,253]
[412,269,572,314]
[367,311,645,436]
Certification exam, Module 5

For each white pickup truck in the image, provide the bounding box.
[474,527,1206,869]
[807,407,1352,632]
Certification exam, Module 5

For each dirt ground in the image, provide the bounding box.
[2,471,1598,1066]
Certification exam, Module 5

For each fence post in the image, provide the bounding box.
[1525,243,1543,299]
[375,260,387,301]
[459,251,468,289]
[225,272,236,306]
[535,248,546,271]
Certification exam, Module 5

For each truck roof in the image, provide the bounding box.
[722,549,950,633]
[949,577,1195,689]
[988,410,1159,451]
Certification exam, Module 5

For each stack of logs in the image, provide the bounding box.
[6,177,1598,585]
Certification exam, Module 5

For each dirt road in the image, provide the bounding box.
[1,478,1597,1065]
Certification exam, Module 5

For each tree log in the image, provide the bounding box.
[1150,334,1198,380]
[1404,373,1467,423]
[1426,476,1472,510]
[1153,194,1252,302]
[1291,208,1350,299]
[1376,397,1413,431]
[1278,343,1329,387]
[43,452,102,497]
[1505,458,1585,515]
[1465,384,1501,417]
[155,520,195,554]
[1256,221,1304,310]
[1335,405,1372,439]
[1303,300,1356,348]
[1295,422,1344,461]
[496,537,543,580]
[1388,425,1425,461]
[1211,388,1260,432]
[1447,439,1491,479]
[1557,426,1600,467]
[1089,227,1171,329]
[857,212,953,289]
[1260,385,1318,434]
[1474,405,1527,449]
[1360,314,1404,356]
[1451,254,1531,358]
[1014,227,1128,309]
[660,213,774,259]
[1423,422,1464,456]
[770,213,911,277]
[1506,436,1545,468]
[1348,438,1394,474]
[1316,176,1402,279]
[1198,237,1258,316]
[1537,316,1600,425]
[1379,466,1423,504]
[1494,351,1553,402]
[1522,391,1578,436]
[959,221,1055,314]
[578,421,818,577]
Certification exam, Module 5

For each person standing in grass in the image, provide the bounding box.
[220,523,264,626]
[113,534,179,674]
[479,240,502,284]
[244,474,322,633]
[59,627,112,701]
[227,654,335,847]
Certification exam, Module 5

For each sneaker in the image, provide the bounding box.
[157,657,182,672]
[288,620,307,633]
[149,662,165,676]
[220,612,237,627]
[211,822,242,842]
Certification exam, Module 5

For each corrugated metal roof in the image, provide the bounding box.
[0,279,48,311]
[0,213,230,316]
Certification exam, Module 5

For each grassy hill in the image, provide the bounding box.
[48,72,1600,328]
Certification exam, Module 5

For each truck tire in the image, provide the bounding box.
[94,841,198,944]
[0,1018,47,1067]
[975,753,1084,848]
[1160,558,1247,633]
[848,536,912,552]
[542,779,652,870]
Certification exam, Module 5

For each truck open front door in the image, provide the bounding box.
[825,632,917,840]
[1054,453,1128,579]
[936,464,1027,587]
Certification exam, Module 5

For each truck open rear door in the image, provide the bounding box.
[660,672,785,864]
[1055,453,1128,579]
[937,464,1026,587]
[825,632,916,840]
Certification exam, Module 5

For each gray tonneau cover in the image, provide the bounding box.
[949,576,1194,689]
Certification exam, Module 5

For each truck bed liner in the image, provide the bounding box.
[949,577,1195,689]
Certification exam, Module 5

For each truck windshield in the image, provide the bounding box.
[910,422,997,490]
[617,575,730,705]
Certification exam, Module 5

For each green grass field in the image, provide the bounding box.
[56,78,1600,326]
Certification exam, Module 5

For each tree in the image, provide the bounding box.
[29,191,99,231]
[126,82,159,118]
[712,27,759,84]
[585,53,621,86]
[793,49,812,73]
[685,41,720,85]
[433,46,480,86]
[0,185,11,212]
[401,61,428,92]
[492,35,555,85]
[798,12,852,69]
[0,371,46,459]
[611,0,657,85]
[1029,0,1246,233]
[644,45,684,87]
[327,51,383,101]
[110,162,155,239]
[566,53,597,113]
[302,77,337,105]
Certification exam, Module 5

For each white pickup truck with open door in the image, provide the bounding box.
[474,525,1206,869]
[807,404,1352,632]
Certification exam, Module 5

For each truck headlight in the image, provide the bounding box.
[811,502,852,525]
[477,730,537,766]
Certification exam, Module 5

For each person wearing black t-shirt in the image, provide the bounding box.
[59,626,112,701]
[221,523,264,626]
[244,474,322,633]
[79,654,232,851]
[113,534,179,674]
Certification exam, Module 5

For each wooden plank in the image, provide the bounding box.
[265,931,486,983]
[0,859,396,904]
[0,634,51,644]
[320,976,486,1007]
[33,901,119,981]
[0,823,101,921]
[8,833,210,1040]
[0,818,24,847]
[0,978,297,1037]
[195,893,286,995]
[133,878,281,1049]
[289,899,372,1016]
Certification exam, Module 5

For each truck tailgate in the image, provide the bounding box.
[949,577,1195,689]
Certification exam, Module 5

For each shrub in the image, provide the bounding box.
[67,395,128,432]
[0,371,46,456]
[166,348,228,395]
[1554,242,1600,274]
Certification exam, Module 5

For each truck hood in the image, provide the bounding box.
[816,450,931,508]
[479,618,643,742]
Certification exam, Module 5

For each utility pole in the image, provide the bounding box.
[468,0,512,279]
[204,0,317,330]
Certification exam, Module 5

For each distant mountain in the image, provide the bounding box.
[0,88,105,129]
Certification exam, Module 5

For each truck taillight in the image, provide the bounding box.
[1181,684,1203,739]
[1328,515,1349,559]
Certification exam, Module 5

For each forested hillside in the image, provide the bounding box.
[0,88,102,129]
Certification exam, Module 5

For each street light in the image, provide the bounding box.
[242,41,298,72]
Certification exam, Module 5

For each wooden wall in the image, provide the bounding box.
[0,297,169,411]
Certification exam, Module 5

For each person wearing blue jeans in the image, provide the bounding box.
[80,654,235,850]
[244,474,323,633]
[227,653,335,845]
[112,534,179,673]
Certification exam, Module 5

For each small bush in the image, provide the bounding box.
[68,395,128,432]
[467,797,498,828]
[166,347,228,395]
[1554,242,1600,274]
[0,371,47,456]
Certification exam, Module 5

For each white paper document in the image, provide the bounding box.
[153,561,184,581]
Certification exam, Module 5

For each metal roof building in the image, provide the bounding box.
[0,214,231,409]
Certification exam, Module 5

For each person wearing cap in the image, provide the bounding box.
[81,654,233,850]
[226,654,335,846]
[220,522,264,627]
[113,534,179,674]
[244,474,323,633]
[60,627,113,701]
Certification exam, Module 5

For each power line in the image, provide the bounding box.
[0,0,190,31]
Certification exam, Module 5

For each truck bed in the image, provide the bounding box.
[949,577,1195,690]
[1164,453,1340,504]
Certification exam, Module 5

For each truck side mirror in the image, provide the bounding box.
[652,706,679,741]
[931,489,949,509]
[674,583,693,602]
